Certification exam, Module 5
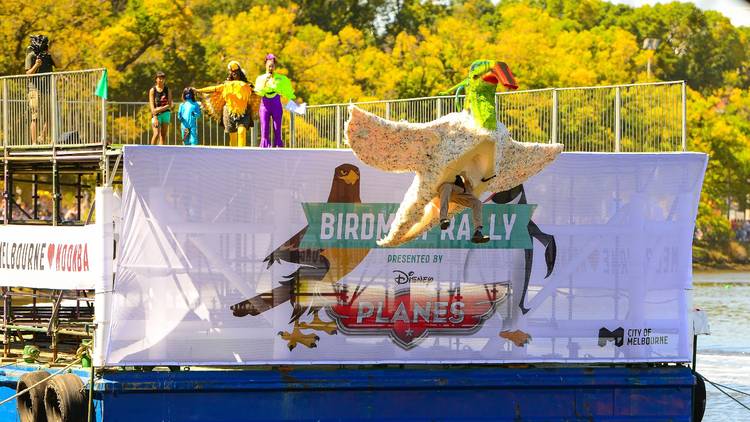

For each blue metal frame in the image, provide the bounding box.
[0,365,695,421]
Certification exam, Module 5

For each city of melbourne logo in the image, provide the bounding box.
[598,327,625,347]
[299,203,535,249]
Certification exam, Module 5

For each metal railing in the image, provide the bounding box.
[288,81,686,152]
[0,69,106,148]
[0,71,686,152]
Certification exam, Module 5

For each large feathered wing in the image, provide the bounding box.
[345,105,562,248]
[345,106,441,173]
[487,131,563,193]
[200,89,226,122]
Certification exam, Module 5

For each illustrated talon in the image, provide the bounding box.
[278,324,319,350]
[500,330,532,347]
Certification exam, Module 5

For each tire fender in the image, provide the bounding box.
[43,373,85,422]
[17,370,52,422]
[693,372,707,422]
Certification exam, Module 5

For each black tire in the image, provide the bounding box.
[43,373,85,422]
[17,370,51,422]
[693,372,707,422]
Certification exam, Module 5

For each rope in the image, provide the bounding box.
[0,360,23,369]
[703,375,750,413]
[0,358,81,407]
[708,380,750,398]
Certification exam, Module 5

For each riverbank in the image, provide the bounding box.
[693,262,750,272]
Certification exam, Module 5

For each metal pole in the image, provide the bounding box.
[4,164,12,225]
[50,74,58,146]
[32,174,39,220]
[615,87,621,153]
[52,163,59,226]
[335,105,341,148]
[76,173,82,221]
[2,80,7,148]
[290,113,296,148]
[385,102,390,120]
[495,93,500,121]
[551,89,558,144]
[2,288,8,358]
[681,81,687,151]
[436,97,441,120]
[102,96,107,151]
[2,80,7,225]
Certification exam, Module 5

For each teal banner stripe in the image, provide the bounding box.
[300,203,534,249]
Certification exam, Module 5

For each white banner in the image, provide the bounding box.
[0,225,101,289]
[105,146,707,365]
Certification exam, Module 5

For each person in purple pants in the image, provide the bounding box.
[254,54,296,148]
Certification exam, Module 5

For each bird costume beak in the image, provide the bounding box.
[482,62,518,90]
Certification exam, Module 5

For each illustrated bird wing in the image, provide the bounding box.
[345,106,441,173]
[199,88,226,123]
[233,163,367,317]
[231,244,329,318]
[263,226,308,268]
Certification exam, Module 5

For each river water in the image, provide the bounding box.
[693,271,750,421]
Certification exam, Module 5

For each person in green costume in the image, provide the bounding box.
[254,54,296,148]
[438,60,519,243]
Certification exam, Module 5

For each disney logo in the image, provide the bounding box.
[393,270,434,285]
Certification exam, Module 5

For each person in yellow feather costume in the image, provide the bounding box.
[197,61,261,147]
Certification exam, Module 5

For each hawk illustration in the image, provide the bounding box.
[230,164,369,350]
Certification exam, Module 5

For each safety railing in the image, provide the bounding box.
[289,80,686,152]
[0,69,106,148]
[0,71,685,152]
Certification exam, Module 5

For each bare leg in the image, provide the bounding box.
[150,123,160,145]
[30,120,37,145]
[160,124,169,145]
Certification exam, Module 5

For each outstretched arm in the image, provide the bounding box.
[196,84,223,94]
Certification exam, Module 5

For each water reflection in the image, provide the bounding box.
[693,272,750,421]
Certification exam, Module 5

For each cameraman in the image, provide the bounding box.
[24,35,56,144]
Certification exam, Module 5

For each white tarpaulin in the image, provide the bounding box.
[104,146,707,365]
[0,225,102,289]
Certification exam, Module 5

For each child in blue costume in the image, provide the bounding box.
[178,87,202,145]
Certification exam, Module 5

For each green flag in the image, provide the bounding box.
[95,69,108,100]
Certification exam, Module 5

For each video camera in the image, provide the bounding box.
[28,35,50,61]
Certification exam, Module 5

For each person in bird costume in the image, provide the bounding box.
[345,60,562,248]
[345,60,563,347]
[197,61,260,147]
[435,61,520,243]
